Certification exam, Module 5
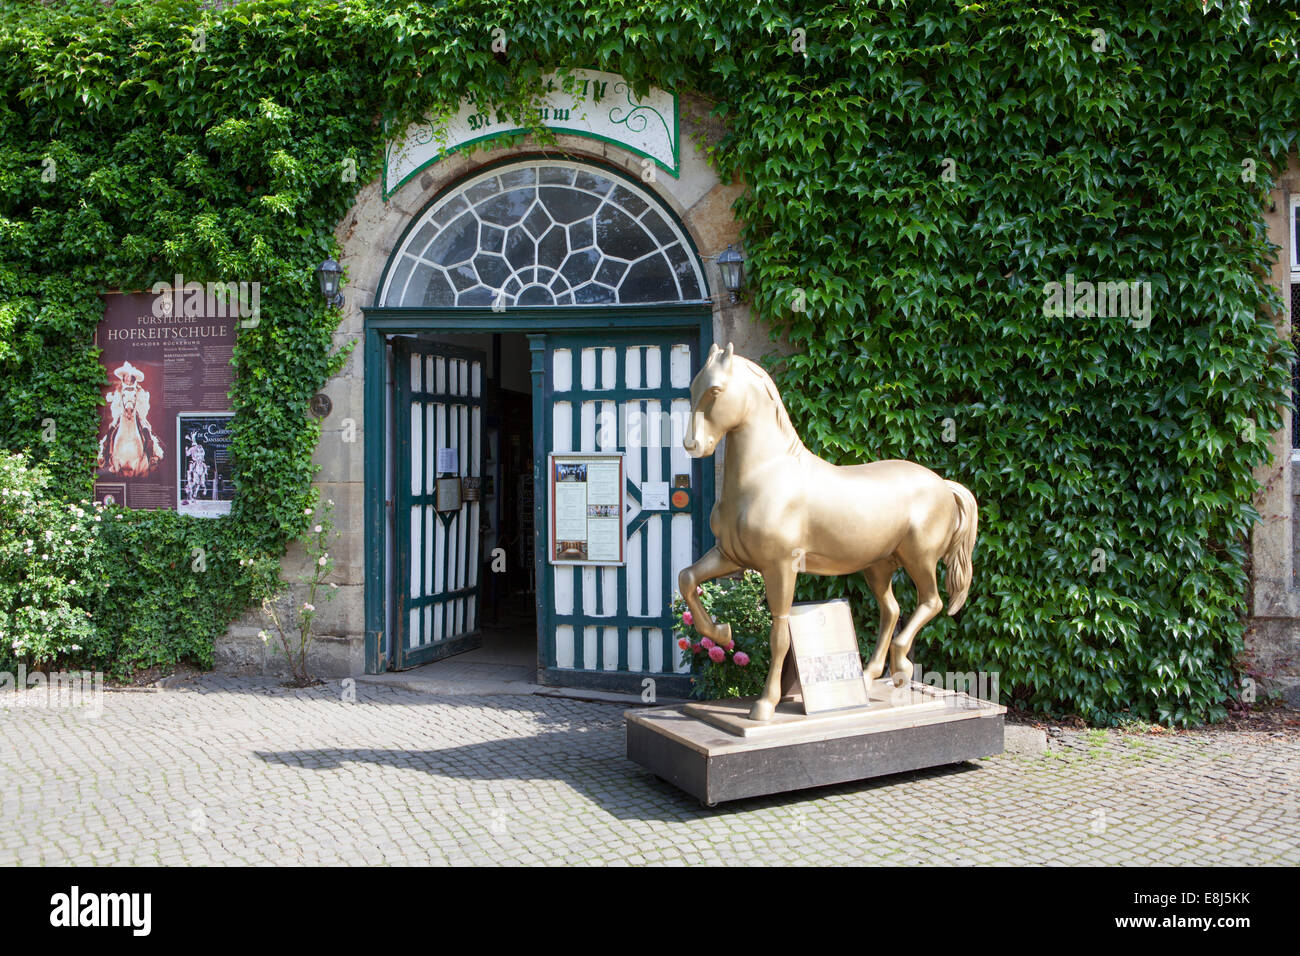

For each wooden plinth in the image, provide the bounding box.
[626,679,1005,805]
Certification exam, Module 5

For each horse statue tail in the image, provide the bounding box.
[942,480,978,615]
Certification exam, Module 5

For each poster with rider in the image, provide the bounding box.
[177,413,235,516]
[94,290,236,513]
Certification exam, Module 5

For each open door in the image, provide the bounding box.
[392,339,484,668]
[534,329,708,693]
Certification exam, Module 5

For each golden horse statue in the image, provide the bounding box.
[679,343,979,721]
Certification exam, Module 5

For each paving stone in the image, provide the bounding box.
[1,674,1297,865]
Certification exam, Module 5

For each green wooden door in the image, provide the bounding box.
[534,328,709,696]
[393,339,485,668]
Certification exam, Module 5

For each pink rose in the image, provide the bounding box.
[701,637,714,650]
[682,611,693,627]
[677,638,689,651]
[708,646,725,663]
[734,651,750,666]
[691,643,702,654]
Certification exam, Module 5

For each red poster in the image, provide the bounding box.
[94,289,237,511]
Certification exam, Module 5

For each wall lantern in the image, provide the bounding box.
[717,244,745,303]
[315,258,344,307]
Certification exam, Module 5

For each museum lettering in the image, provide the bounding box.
[104,325,229,341]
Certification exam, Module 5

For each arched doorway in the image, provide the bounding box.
[363,158,714,696]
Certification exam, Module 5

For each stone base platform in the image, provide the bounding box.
[625,679,1005,805]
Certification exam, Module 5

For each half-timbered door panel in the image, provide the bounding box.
[539,330,706,690]
[393,340,483,668]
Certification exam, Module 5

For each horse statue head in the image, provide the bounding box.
[684,342,799,461]
[683,342,739,458]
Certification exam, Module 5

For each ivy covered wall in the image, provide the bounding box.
[0,0,1296,724]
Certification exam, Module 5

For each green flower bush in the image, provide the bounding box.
[0,451,108,667]
[672,570,772,699]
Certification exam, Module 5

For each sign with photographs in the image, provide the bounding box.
[94,289,237,512]
[177,413,235,517]
[548,453,625,565]
[787,599,871,714]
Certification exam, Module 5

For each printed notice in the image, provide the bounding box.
[586,505,621,563]
[554,462,588,542]
[788,599,870,713]
[586,460,621,505]
[640,481,669,511]
[550,454,625,565]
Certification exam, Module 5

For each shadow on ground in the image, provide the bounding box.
[253,732,984,821]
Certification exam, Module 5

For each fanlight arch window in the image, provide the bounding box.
[380,161,706,308]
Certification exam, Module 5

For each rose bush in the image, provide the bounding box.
[672,570,773,699]
[0,452,108,668]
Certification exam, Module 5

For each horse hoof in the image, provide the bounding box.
[749,698,775,722]
[863,663,884,683]
[890,661,913,687]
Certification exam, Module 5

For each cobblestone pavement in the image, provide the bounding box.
[1,675,1297,866]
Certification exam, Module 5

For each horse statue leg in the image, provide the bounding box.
[887,555,944,686]
[750,559,796,721]
[861,559,901,684]
[677,546,741,647]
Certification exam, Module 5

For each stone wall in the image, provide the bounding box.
[1247,152,1300,705]
[216,92,773,677]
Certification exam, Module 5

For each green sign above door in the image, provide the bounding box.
[383,70,679,198]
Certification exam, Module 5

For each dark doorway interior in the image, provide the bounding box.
[398,331,535,677]
[478,333,535,669]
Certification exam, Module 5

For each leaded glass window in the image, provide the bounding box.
[380,161,706,307]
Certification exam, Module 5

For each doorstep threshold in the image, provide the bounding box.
[355,668,684,707]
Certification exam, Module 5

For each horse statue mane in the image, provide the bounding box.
[733,356,804,456]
